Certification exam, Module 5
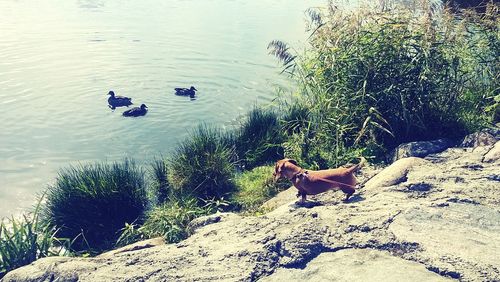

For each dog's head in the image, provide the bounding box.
[273,158,298,181]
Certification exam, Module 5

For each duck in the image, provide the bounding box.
[174,86,197,97]
[122,104,148,117]
[108,90,132,109]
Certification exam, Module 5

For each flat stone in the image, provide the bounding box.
[261,249,453,282]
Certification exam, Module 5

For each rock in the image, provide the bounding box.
[483,141,500,163]
[261,186,298,210]
[388,139,455,163]
[187,213,222,235]
[3,145,500,282]
[261,249,453,282]
[98,237,164,258]
[363,157,428,190]
[405,182,433,192]
[389,204,500,280]
[460,129,499,148]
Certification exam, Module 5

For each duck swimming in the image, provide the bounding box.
[122,104,148,117]
[108,91,132,109]
[174,86,197,97]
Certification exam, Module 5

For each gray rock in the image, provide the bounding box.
[98,237,164,258]
[460,129,499,148]
[261,186,298,210]
[388,139,455,163]
[3,145,499,282]
[363,157,428,190]
[483,141,500,163]
[262,249,453,282]
[389,204,500,280]
[186,213,222,235]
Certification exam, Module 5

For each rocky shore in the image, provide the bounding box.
[3,134,499,282]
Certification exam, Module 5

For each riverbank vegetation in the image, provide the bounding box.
[0,200,69,278]
[42,160,149,253]
[270,0,498,166]
[1,1,498,278]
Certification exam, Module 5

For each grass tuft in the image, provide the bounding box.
[236,107,284,169]
[232,165,290,212]
[150,157,170,205]
[116,197,223,246]
[43,159,148,253]
[0,199,69,278]
[168,124,237,201]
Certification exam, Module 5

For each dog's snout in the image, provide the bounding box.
[272,171,280,182]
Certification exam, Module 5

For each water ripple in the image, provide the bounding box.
[0,0,323,217]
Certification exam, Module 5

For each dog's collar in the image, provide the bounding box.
[291,169,307,181]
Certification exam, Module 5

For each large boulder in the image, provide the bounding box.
[363,157,429,190]
[388,139,455,163]
[3,145,499,282]
[460,128,499,148]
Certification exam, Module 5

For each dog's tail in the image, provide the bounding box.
[346,156,366,173]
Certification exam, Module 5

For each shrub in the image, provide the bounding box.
[168,124,237,201]
[137,199,206,243]
[236,107,284,169]
[116,198,221,246]
[0,201,68,278]
[43,159,148,253]
[232,165,290,212]
[270,2,498,166]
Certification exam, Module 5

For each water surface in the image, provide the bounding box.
[0,0,327,217]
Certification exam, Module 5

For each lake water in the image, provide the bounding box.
[0,0,329,217]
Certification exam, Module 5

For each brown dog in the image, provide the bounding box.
[273,158,365,203]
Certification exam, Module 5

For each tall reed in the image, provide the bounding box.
[270,1,498,166]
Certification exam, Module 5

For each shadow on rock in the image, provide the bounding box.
[292,201,323,209]
[347,194,365,203]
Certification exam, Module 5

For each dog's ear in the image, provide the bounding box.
[287,159,298,166]
[277,161,285,173]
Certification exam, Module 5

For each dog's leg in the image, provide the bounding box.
[295,190,307,204]
[341,186,355,202]
[301,193,307,203]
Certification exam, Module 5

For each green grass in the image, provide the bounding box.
[232,165,290,212]
[116,197,223,246]
[236,107,284,169]
[150,157,170,205]
[168,124,237,201]
[43,159,148,253]
[0,200,69,278]
[136,198,205,243]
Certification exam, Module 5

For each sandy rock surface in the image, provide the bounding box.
[3,142,499,282]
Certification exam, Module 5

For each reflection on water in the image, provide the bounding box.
[0,0,326,217]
